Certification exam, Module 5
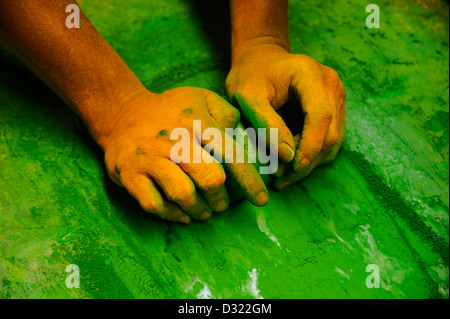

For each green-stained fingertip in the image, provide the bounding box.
[294,155,310,172]
[279,142,295,162]
[255,191,269,206]
[200,212,211,221]
[213,199,228,212]
[177,216,191,224]
[278,181,291,190]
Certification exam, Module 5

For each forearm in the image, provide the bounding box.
[229,0,290,64]
[0,0,146,148]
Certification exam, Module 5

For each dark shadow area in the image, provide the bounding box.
[277,100,305,137]
[235,99,305,138]
[182,0,231,70]
[0,46,107,167]
[0,47,68,115]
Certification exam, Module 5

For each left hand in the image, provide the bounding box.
[225,44,346,190]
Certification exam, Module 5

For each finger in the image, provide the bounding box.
[274,101,346,189]
[323,112,339,151]
[292,75,335,173]
[178,142,230,212]
[322,70,343,151]
[201,116,269,206]
[274,134,302,177]
[203,90,241,128]
[234,93,295,163]
[145,158,213,221]
[272,149,328,190]
[120,173,191,223]
[319,140,342,166]
[273,161,289,178]
[320,100,346,165]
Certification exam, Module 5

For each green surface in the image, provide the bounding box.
[0,0,448,298]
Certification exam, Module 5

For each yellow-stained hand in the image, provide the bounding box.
[102,87,268,223]
[226,45,346,189]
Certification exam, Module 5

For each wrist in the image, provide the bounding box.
[79,87,157,151]
[231,41,290,66]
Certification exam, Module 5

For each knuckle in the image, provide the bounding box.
[168,186,196,206]
[323,65,340,81]
[341,86,347,102]
[115,164,122,176]
[329,135,339,146]
[117,159,135,179]
[141,200,164,216]
[323,137,338,150]
[111,148,136,174]
[104,151,119,176]
[327,130,339,145]
[201,170,226,191]
[330,68,340,81]
[297,54,318,66]
[107,170,122,187]
[225,77,234,92]
[320,109,334,122]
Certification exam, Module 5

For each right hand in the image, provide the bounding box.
[226,46,346,189]
[102,87,268,223]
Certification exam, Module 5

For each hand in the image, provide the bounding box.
[101,87,268,223]
[226,44,346,189]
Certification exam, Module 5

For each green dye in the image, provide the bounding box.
[157,129,169,138]
[0,0,448,299]
[347,149,449,265]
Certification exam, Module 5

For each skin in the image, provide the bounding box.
[0,0,346,222]
[0,0,268,224]
[104,88,270,223]
[228,0,346,189]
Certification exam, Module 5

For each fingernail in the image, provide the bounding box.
[255,191,269,206]
[213,199,227,212]
[294,156,310,172]
[278,181,291,190]
[200,212,211,221]
[178,216,191,224]
[279,142,295,162]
